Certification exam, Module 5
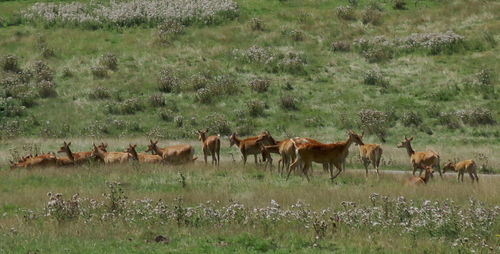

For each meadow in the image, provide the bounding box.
[1,0,500,252]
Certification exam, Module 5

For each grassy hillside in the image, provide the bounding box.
[1,0,499,147]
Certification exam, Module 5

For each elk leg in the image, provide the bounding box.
[254,154,258,164]
[242,153,247,165]
[457,173,460,182]
[331,162,343,180]
[303,162,311,182]
[363,158,370,177]
[211,149,216,166]
[412,165,417,176]
[473,171,479,183]
[287,158,300,181]
[468,171,474,183]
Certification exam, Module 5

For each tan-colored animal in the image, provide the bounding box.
[276,137,329,175]
[357,132,383,176]
[145,140,197,164]
[197,129,221,166]
[10,152,57,169]
[397,136,441,178]
[91,144,131,164]
[288,130,365,182]
[443,160,479,183]
[405,166,433,186]
[229,131,275,165]
[125,144,162,163]
[57,142,108,165]
[261,144,281,171]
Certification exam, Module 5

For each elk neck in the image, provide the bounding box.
[152,144,164,155]
[233,135,242,147]
[405,143,415,157]
[64,146,74,161]
[129,148,139,160]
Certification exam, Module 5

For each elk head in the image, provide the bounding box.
[255,131,275,145]
[397,136,414,149]
[57,141,71,154]
[228,133,238,147]
[197,129,209,141]
[145,139,159,153]
[442,161,455,174]
[348,130,364,146]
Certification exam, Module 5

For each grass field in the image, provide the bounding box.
[1,0,500,252]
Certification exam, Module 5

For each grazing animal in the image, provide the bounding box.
[91,144,130,164]
[145,140,197,164]
[397,136,441,178]
[288,130,365,182]
[357,132,383,176]
[125,144,162,163]
[229,131,275,165]
[405,166,433,186]
[443,160,479,183]
[197,129,221,166]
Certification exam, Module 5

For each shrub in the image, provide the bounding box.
[393,0,406,10]
[290,29,305,41]
[157,20,185,44]
[210,74,239,95]
[99,53,118,71]
[91,65,108,79]
[401,111,422,127]
[363,70,388,87]
[33,60,54,82]
[358,109,390,142]
[1,55,20,72]
[475,69,491,87]
[248,17,264,31]
[438,112,461,129]
[336,6,355,21]
[120,97,143,114]
[149,93,165,107]
[464,107,496,126]
[425,104,441,118]
[195,88,212,104]
[37,80,57,98]
[331,41,351,52]
[234,118,256,136]
[234,45,274,64]
[41,47,55,58]
[158,67,179,93]
[159,109,174,122]
[18,91,37,107]
[191,73,210,91]
[174,115,184,127]
[280,95,298,110]
[246,99,265,117]
[88,87,110,100]
[348,0,358,7]
[278,51,305,74]
[248,77,270,93]
[362,47,392,63]
[205,113,231,135]
[62,67,73,78]
[361,9,382,25]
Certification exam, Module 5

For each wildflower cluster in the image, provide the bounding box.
[358,109,391,142]
[23,0,239,28]
[22,192,500,252]
[438,108,496,127]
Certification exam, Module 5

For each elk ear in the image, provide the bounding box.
[408,136,414,141]
[205,128,209,132]
[361,131,364,137]
[149,139,153,144]
[67,142,71,146]
[133,144,137,148]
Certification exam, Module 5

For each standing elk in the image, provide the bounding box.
[145,140,197,164]
[405,166,433,186]
[125,144,162,163]
[91,143,130,164]
[397,136,442,178]
[197,129,221,166]
[443,160,479,183]
[229,131,275,165]
[288,130,365,182]
[357,132,383,176]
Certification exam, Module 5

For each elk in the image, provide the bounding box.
[261,144,280,171]
[288,130,365,182]
[125,144,162,163]
[443,160,479,183]
[357,132,383,176]
[278,137,330,175]
[197,129,221,166]
[57,142,108,165]
[145,140,197,164]
[91,143,130,164]
[405,166,433,186]
[229,131,275,165]
[397,136,441,178]
[10,152,57,169]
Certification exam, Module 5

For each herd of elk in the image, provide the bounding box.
[7,130,483,186]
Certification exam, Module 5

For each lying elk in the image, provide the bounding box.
[197,129,221,166]
[10,152,57,169]
[145,140,197,164]
[356,132,383,176]
[125,144,162,163]
[91,143,130,164]
[405,166,433,186]
[443,160,479,183]
[288,130,365,182]
[229,131,275,165]
[397,136,441,178]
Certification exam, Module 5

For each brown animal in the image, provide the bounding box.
[91,144,130,164]
[10,152,57,169]
[357,132,383,176]
[125,144,162,163]
[288,130,365,182]
[261,144,281,171]
[279,137,331,175]
[405,166,433,186]
[145,140,197,164]
[443,160,479,183]
[197,129,221,166]
[229,131,275,165]
[397,136,441,178]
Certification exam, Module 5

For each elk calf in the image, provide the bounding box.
[405,166,433,186]
[443,160,479,183]
[126,144,162,163]
[229,131,275,165]
[357,133,383,176]
[197,129,221,166]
